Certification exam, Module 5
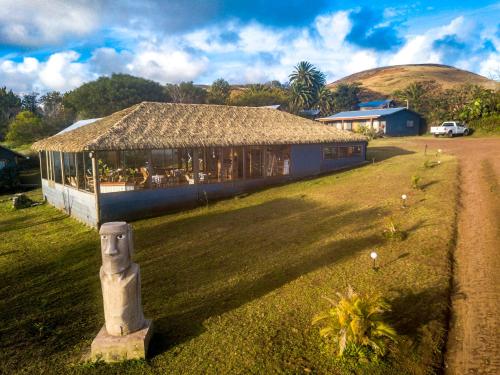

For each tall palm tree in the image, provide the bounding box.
[289,61,326,92]
[312,286,397,359]
[316,86,335,115]
[289,82,313,113]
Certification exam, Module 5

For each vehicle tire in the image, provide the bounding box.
[464,129,469,136]
[434,134,439,137]
[447,131,453,138]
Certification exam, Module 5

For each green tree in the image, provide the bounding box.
[229,84,289,108]
[40,91,76,134]
[316,86,335,115]
[207,78,230,104]
[288,82,313,113]
[164,81,207,104]
[5,111,45,146]
[21,92,40,114]
[289,61,326,94]
[312,286,397,360]
[63,74,168,118]
[332,83,361,112]
[289,61,326,109]
[0,87,21,140]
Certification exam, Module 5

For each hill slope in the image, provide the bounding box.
[328,64,498,100]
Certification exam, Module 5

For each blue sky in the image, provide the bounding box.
[0,0,498,93]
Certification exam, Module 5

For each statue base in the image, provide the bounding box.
[91,320,153,362]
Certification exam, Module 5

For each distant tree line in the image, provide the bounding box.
[393,80,500,130]
[2,62,496,146]
[0,64,362,146]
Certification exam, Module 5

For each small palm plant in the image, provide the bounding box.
[411,175,421,190]
[312,286,397,361]
[383,218,407,241]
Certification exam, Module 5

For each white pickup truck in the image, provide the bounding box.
[430,121,470,137]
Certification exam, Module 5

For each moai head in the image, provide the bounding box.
[99,222,134,275]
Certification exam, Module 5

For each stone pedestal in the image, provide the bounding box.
[91,320,153,362]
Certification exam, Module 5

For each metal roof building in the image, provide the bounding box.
[317,107,421,136]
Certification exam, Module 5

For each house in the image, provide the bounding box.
[33,102,367,227]
[0,145,27,189]
[0,145,26,169]
[317,107,421,136]
[358,99,395,110]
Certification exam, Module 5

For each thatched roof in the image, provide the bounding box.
[32,102,367,152]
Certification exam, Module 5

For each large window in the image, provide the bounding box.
[52,152,62,184]
[265,145,291,176]
[323,145,362,160]
[246,147,263,178]
[40,151,47,179]
[63,153,78,187]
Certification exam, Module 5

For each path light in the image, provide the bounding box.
[370,251,378,270]
[401,194,408,208]
[437,160,441,165]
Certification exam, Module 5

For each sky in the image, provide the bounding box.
[0,0,499,93]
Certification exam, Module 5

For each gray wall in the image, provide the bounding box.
[41,179,98,226]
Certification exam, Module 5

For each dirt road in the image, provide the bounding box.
[412,137,500,374]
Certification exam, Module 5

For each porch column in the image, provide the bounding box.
[60,151,65,186]
[91,152,101,227]
[242,146,247,179]
[75,153,80,189]
[370,118,374,129]
[193,149,199,184]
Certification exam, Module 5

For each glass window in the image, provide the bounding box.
[246,147,263,178]
[265,145,291,176]
[52,152,62,184]
[40,152,47,179]
[406,120,414,128]
[63,153,78,187]
[0,159,7,170]
[344,122,352,130]
[323,146,337,160]
[83,152,94,193]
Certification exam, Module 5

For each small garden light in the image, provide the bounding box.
[370,251,378,270]
[401,194,408,207]
[437,160,441,165]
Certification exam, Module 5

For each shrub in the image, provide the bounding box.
[423,160,436,169]
[411,175,421,190]
[354,125,380,140]
[468,115,500,135]
[383,218,407,241]
[312,286,398,362]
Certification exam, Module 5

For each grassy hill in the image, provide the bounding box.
[328,64,498,100]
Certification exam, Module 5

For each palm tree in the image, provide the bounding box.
[316,86,335,115]
[289,61,326,92]
[312,286,397,359]
[289,82,313,113]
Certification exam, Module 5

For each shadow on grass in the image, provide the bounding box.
[388,287,448,337]
[131,197,387,357]
[1,195,388,367]
[367,146,415,163]
[420,180,440,191]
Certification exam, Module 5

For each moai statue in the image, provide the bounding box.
[91,222,153,362]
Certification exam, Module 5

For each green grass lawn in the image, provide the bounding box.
[0,139,458,374]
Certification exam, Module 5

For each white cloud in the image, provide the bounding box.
[0,0,99,46]
[1,9,498,93]
[0,52,94,93]
[127,42,209,83]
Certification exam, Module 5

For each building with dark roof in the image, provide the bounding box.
[317,107,421,136]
